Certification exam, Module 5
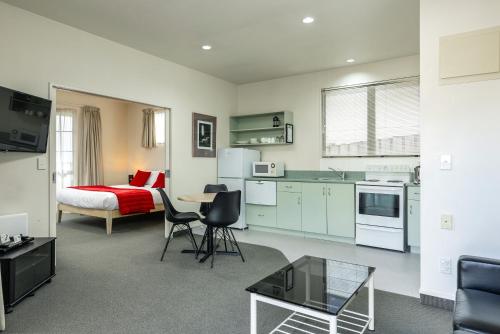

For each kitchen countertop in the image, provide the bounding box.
[245,170,416,185]
[246,177,419,186]
[245,177,360,184]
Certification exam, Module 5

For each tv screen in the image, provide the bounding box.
[0,86,52,153]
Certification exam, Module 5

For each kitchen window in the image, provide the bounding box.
[322,77,420,157]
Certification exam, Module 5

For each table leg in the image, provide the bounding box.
[251,293,257,334]
[368,275,375,330]
[329,315,337,333]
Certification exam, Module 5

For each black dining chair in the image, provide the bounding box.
[199,184,228,217]
[157,188,200,261]
[199,190,245,268]
[196,184,228,258]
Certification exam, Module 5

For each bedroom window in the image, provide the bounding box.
[55,110,75,189]
[322,77,420,157]
[154,110,166,145]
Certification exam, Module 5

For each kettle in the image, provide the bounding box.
[414,165,421,184]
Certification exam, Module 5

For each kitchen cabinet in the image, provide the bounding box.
[245,180,356,242]
[246,204,276,228]
[327,184,355,238]
[246,180,276,205]
[301,183,327,234]
[407,187,420,249]
[277,192,302,231]
[277,182,302,193]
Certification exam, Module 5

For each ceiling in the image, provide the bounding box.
[2,0,419,84]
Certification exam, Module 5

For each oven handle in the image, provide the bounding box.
[357,225,401,233]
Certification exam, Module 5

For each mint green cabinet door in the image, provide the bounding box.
[277,192,302,231]
[301,183,327,234]
[327,184,355,238]
[246,204,276,227]
[407,199,420,247]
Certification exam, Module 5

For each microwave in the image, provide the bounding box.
[253,162,285,177]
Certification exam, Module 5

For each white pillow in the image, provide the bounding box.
[145,170,161,187]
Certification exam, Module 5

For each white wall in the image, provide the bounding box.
[420,0,500,300]
[237,55,420,171]
[0,3,236,236]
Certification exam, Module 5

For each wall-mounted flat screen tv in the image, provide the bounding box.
[0,86,52,153]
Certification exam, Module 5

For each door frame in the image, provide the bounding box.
[48,83,172,237]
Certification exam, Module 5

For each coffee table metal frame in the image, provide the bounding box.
[250,275,374,334]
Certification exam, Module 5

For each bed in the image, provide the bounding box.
[57,185,165,235]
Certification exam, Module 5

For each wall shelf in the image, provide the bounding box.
[231,143,291,147]
[230,126,284,133]
[229,111,293,147]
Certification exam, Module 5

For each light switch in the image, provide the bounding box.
[441,214,453,230]
[37,156,47,170]
[440,154,452,170]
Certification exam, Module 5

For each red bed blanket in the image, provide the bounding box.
[70,186,155,215]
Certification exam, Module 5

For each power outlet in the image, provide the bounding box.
[440,257,452,275]
[441,214,453,230]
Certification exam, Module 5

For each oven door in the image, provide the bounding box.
[356,185,404,229]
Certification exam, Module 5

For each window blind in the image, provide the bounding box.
[322,77,419,157]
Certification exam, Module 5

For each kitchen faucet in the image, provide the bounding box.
[328,167,345,180]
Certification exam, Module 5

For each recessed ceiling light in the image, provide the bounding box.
[302,17,315,24]
[346,58,356,63]
[201,45,212,50]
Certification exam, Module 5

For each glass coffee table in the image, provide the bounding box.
[246,256,375,334]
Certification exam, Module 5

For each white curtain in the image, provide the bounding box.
[142,108,157,148]
[78,106,103,185]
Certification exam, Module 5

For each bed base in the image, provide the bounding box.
[57,203,165,235]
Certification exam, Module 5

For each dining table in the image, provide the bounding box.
[177,192,238,263]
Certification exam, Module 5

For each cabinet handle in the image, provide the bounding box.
[328,188,331,196]
[258,214,264,217]
[286,185,292,188]
[409,205,413,215]
[297,197,301,205]
[323,187,325,196]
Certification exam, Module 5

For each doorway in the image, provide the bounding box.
[48,86,171,237]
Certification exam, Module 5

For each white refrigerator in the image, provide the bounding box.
[217,148,260,229]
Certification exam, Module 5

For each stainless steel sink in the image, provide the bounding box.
[313,177,337,181]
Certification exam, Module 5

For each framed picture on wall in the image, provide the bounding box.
[285,123,294,143]
[192,113,217,157]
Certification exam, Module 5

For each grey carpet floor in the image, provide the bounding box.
[4,214,452,333]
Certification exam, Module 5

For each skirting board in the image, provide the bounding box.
[420,293,454,311]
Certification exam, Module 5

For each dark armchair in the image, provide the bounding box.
[453,255,500,334]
